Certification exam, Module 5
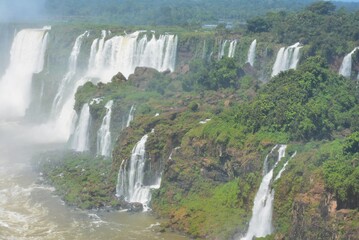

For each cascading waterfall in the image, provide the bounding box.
[71,103,91,152]
[87,31,178,80]
[116,132,162,211]
[117,134,150,209]
[218,40,237,59]
[339,47,359,78]
[228,40,237,58]
[247,39,257,66]
[97,100,114,157]
[218,40,228,60]
[240,145,287,240]
[50,30,177,144]
[0,28,49,120]
[51,31,89,116]
[49,31,90,142]
[126,105,136,127]
[271,42,302,77]
[275,151,296,181]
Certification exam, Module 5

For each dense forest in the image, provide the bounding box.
[43,0,359,26]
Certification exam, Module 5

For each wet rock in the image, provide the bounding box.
[128,67,160,90]
[127,202,144,212]
[111,71,127,83]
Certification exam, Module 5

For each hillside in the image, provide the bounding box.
[17,1,359,239]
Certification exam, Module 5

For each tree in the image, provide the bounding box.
[343,131,359,155]
[246,17,272,33]
[306,1,336,15]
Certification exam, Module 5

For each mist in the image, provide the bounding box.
[0,0,46,22]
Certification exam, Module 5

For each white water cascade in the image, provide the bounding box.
[116,133,162,211]
[240,145,287,240]
[51,31,89,116]
[87,31,178,80]
[126,105,136,128]
[339,47,359,78]
[275,151,296,181]
[50,31,177,144]
[71,103,91,152]
[247,39,257,67]
[271,42,302,77]
[0,28,49,120]
[49,31,90,142]
[97,100,114,157]
[218,40,237,59]
[228,40,238,58]
[218,40,228,60]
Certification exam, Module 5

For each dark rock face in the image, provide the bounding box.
[128,67,161,90]
[127,202,144,212]
[111,71,127,83]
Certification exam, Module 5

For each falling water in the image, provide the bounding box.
[339,47,359,78]
[271,43,302,77]
[247,39,257,67]
[274,151,296,181]
[116,133,162,211]
[240,145,287,240]
[218,40,237,59]
[218,40,228,60]
[121,134,151,209]
[87,31,178,80]
[49,31,90,142]
[0,28,49,120]
[71,103,91,152]
[228,40,237,58]
[126,105,136,127]
[51,31,89,116]
[97,100,114,157]
[50,31,177,145]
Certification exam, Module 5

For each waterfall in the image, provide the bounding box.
[275,151,296,181]
[51,31,89,116]
[271,43,302,77]
[87,31,178,80]
[50,31,177,143]
[339,47,359,78]
[71,103,91,152]
[97,100,114,157]
[228,40,237,58]
[240,145,287,240]
[126,105,136,127]
[116,133,162,211]
[218,40,228,60]
[0,27,49,120]
[218,40,237,59]
[247,39,257,66]
[49,31,89,142]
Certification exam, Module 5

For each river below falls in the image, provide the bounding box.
[0,122,186,240]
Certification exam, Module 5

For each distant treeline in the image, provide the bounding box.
[44,0,320,25]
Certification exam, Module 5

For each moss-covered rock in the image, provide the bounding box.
[33,151,120,209]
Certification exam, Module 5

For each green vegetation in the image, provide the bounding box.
[248,2,359,63]
[34,1,359,239]
[34,151,117,209]
[182,57,246,91]
[44,0,316,26]
[238,56,358,140]
[323,132,359,209]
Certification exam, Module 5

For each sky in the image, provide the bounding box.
[0,0,45,22]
